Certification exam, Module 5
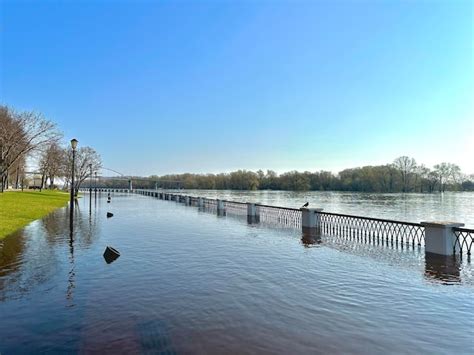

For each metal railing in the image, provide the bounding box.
[190,196,199,207]
[202,198,217,213]
[453,227,473,257]
[319,212,425,248]
[256,204,302,228]
[223,200,247,216]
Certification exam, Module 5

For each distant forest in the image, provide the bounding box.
[105,157,474,193]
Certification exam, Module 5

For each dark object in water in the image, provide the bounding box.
[103,246,120,264]
[301,202,309,208]
[107,212,114,218]
[107,200,111,203]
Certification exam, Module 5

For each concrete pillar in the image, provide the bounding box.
[185,196,190,206]
[301,208,324,235]
[421,221,465,256]
[217,199,225,216]
[247,203,260,224]
[198,197,204,208]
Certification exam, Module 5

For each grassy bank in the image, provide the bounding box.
[0,190,70,239]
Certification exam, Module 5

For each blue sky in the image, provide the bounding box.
[1,0,473,176]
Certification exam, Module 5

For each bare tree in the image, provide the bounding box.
[449,164,462,185]
[8,156,26,189]
[393,156,417,193]
[434,163,450,192]
[0,106,61,192]
[63,146,102,196]
[414,164,429,192]
[434,162,461,192]
[39,142,65,189]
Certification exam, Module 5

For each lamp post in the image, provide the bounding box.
[70,138,78,222]
[89,163,92,195]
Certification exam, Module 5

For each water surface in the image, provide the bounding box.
[0,193,472,354]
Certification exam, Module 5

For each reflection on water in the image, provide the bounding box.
[0,193,473,354]
[0,199,100,303]
[301,231,322,248]
[424,253,462,285]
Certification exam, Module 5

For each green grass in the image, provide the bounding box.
[0,190,70,239]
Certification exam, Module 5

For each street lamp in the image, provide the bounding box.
[70,138,78,222]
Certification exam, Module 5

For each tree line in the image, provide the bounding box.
[119,156,472,192]
[0,105,101,194]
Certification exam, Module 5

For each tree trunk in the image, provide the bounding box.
[15,166,19,189]
[40,172,46,192]
[1,174,6,192]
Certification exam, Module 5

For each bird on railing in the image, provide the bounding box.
[301,202,309,208]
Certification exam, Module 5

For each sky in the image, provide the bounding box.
[1,0,473,176]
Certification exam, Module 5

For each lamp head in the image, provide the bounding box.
[70,138,78,150]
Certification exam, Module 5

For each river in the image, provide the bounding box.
[0,192,472,353]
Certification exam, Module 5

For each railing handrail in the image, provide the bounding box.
[221,199,247,205]
[452,227,474,233]
[255,203,300,212]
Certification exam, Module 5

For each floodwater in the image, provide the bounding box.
[0,192,473,354]
[171,190,474,228]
